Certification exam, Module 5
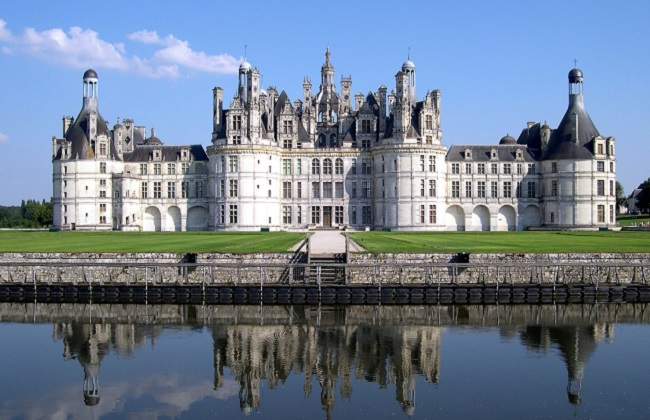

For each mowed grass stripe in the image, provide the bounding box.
[349,231,650,254]
[0,231,304,253]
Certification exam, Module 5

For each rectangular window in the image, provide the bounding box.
[491,181,498,198]
[312,182,320,198]
[99,179,106,187]
[362,119,371,133]
[100,162,106,174]
[232,115,242,130]
[610,180,614,196]
[420,155,425,171]
[351,159,357,175]
[517,164,522,175]
[527,182,536,198]
[610,205,614,223]
[426,135,433,144]
[516,181,522,198]
[283,120,293,134]
[528,163,536,174]
[429,205,437,224]
[503,163,511,175]
[362,206,372,225]
[597,161,605,172]
[141,182,148,199]
[477,181,485,198]
[99,203,106,213]
[352,181,357,198]
[429,156,436,172]
[283,181,292,199]
[297,181,302,198]
[425,114,433,129]
[311,206,321,224]
[452,163,460,174]
[451,181,460,198]
[282,159,291,175]
[167,182,176,198]
[99,216,106,224]
[597,180,605,196]
[297,206,302,224]
[182,181,189,198]
[229,179,238,197]
[228,156,238,173]
[220,156,226,173]
[428,180,436,197]
[609,162,614,172]
[182,163,190,174]
[420,204,426,223]
[335,182,344,198]
[503,181,512,198]
[362,182,372,198]
[552,180,558,196]
[323,182,334,199]
[491,163,498,174]
[154,163,161,175]
[153,182,161,199]
[167,163,175,175]
[282,206,292,224]
[99,143,106,155]
[465,163,472,174]
[551,162,557,173]
[140,164,148,175]
[323,159,332,174]
[465,181,472,198]
[420,179,425,197]
[335,206,343,224]
[351,206,357,224]
[219,205,225,224]
[597,205,605,223]
[195,181,204,198]
[296,159,302,174]
[477,163,485,174]
[597,143,604,154]
[362,139,370,148]
[362,158,372,175]
[219,180,225,197]
[229,204,238,224]
[335,159,343,174]
[99,190,106,198]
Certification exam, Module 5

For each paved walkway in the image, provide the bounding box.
[290,230,365,254]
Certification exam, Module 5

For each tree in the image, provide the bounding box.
[638,178,650,213]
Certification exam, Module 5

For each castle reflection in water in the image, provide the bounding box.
[49,305,617,416]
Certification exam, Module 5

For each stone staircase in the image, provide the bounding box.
[310,253,346,284]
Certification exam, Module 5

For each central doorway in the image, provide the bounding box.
[323,206,332,227]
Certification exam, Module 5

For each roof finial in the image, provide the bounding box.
[573,58,578,68]
[408,46,411,60]
[244,44,247,61]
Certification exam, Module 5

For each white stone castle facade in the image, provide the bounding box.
[52,50,617,231]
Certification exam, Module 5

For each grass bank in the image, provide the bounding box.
[0,231,304,253]
[617,214,650,227]
[349,231,650,254]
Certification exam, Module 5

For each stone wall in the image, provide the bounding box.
[0,252,648,286]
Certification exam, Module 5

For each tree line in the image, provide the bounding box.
[0,199,53,228]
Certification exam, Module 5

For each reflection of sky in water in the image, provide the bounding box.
[1,307,650,419]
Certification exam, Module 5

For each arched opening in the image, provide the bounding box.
[445,205,465,231]
[471,206,490,231]
[187,206,209,231]
[497,206,517,231]
[143,207,161,232]
[329,133,338,147]
[522,205,542,230]
[167,206,182,231]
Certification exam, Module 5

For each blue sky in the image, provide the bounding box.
[0,0,648,205]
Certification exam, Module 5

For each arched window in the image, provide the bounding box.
[312,158,320,175]
[323,158,332,175]
[335,159,344,174]
[318,133,326,148]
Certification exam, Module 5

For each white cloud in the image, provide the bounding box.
[0,20,239,78]
[0,133,8,143]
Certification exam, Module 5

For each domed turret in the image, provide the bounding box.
[402,59,416,72]
[499,134,517,145]
[568,68,583,84]
[83,68,98,80]
[239,60,251,72]
[144,127,162,145]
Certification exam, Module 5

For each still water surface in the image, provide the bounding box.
[1,303,649,419]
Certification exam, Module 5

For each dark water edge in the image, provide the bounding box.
[1,303,649,419]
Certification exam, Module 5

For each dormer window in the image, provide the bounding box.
[154,149,162,161]
[516,149,523,160]
[181,148,190,161]
[464,149,472,160]
[490,149,497,160]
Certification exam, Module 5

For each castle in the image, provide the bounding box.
[52,50,617,231]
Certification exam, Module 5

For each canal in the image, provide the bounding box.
[1,302,649,418]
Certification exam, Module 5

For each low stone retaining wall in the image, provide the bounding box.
[0,252,648,287]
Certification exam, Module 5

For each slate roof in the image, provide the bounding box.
[123,144,208,162]
[446,144,536,162]
[56,108,113,161]
[543,94,598,160]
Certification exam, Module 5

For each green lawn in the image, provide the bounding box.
[0,231,305,253]
[349,231,650,254]
[617,214,650,227]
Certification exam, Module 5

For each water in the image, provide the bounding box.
[1,303,649,419]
